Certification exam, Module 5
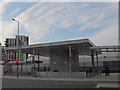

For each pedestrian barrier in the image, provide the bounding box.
[0,65,3,78]
[3,63,105,78]
[33,72,86,78]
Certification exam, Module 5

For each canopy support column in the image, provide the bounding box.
[32,49,35,77]
[91,50,95,76]
[26,53,28,65]
[69,45,72,78]
[91,50,95,68]
[96,52,98,67]
[38,54,40,71]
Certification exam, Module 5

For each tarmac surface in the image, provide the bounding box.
[2,79,99,88]
[1,73,120,88]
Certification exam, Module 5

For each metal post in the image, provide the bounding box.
[69,45,72,78]
[118,1,120,45]
[12,19,19,78]
[91,50,94,76]
[33,49,35,77]
[91,50,95,68]
[38,54,39,71]
[118,3,120,84]
[20,54,22,76]
[4,49,7,76]
[25,54,27,76]
[104,56,106,67]
[17,21,19,78]
[26,54,28,65]
[96,52,98,67]
[96,52,100,75]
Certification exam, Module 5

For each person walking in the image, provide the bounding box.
[105,66,110,76]
[89,67,92,76]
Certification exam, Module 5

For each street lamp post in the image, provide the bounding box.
[12,18,19,78]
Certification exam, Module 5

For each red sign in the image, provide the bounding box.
[4,57,6,63]
[4,68,7,73]
[32,56,34,63]
[16,57,18,64]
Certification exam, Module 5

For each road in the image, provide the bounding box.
[2,78,99,88]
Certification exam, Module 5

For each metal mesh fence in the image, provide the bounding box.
[3,63,101,78]
[3,60,119,78]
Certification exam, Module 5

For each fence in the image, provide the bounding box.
[3,65,102,78]
[3,60,119,78]
[3,63,90,78]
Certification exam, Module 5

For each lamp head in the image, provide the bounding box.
[12,18,19,22]
[12,18,15,21]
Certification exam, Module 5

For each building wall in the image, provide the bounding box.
[50,48,79,72]
[6,38,16,47]
[5,35,29,60]
[5,35,29,47]
[16,35,29,46]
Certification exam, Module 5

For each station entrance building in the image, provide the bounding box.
[2,37,119,78]
[4,38,97,77]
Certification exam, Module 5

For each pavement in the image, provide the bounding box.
[1,73,120,88]
[96,82,119,88]
[2,79,99,88]
[2,73,119,81]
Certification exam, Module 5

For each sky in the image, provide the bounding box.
[0,0,119,46]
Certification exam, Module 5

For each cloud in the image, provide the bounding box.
[90,22,118,46]
[89,3,118,46]
[78,3,118,31]
[16,2,78,44]
[10,8,20,15]
[1,21,17,45]
[1,0,119,2]
[0,2,11,15]
[2,2,118,46]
